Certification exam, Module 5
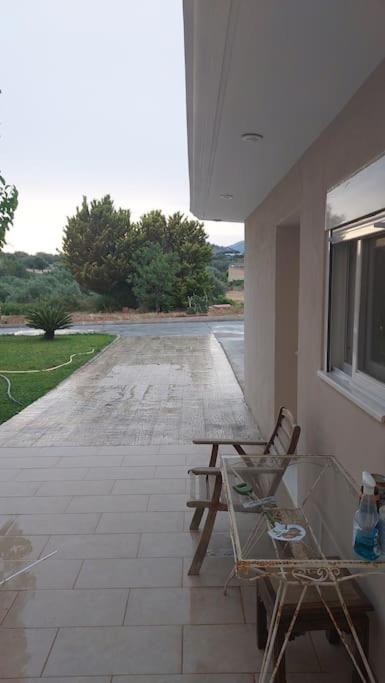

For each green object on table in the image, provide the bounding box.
[233,482,253,495]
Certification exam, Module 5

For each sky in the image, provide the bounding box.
[0,0,243,254]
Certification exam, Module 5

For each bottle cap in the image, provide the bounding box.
[362,471,376,495]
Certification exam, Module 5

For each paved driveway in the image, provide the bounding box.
[0,331,253,447]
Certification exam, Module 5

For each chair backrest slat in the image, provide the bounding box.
[264,406,300,457]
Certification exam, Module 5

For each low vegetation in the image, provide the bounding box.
[0,333,115,423]
[26,304,72,340]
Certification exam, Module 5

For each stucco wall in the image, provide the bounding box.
[245,57,385,671]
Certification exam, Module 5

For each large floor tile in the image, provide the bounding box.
[1,676,109,683]
[36,480,113,496]
[66,494,148,513]
[183,624,260,673]
[0,679,109,683]
[43,533,140,559]
[0,559,82,590]
[0,534,49,561]
[285,634,321,673]
[155,466,189,479]
[0,470,19,482]
[58,455,124,467]
[113,676,254,683]
[125,587,243,625]
[138,532,232,558]
[148,494,188,511]
[0,496,71,514]
[96,511,184,533]
[310,630,351,674]
[16,468,88,481]
[44,625,182,675]
[7,513,100,535]
[76,557,182,588]
[0,627,57,676]
[184,511,230,532]
[84,466,156,480]
[113,478,186,494]
[0,457,60,469]
[183,558,239,587]
[4,588,129,627]
[0,482,39,497]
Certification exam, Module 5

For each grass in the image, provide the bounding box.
[0,333,115,424]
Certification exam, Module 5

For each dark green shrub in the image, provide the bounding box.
[26,304,72,340]
[0,301,32,315]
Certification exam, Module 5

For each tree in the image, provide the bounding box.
[136,211,213,307]
[131,244,178,313]
[62,195,137,304]
[0,173,18,250]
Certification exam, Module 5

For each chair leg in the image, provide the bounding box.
[188,506,218,575]
[190,507,205,531]
[209,444,219,467]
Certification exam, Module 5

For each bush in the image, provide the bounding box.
[0,301,32,316]
[26,304,73,340]
[186,293,209,315]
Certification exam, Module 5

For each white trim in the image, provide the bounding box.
[318,370,385,423]
[330,215,385,243]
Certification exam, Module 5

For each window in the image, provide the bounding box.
[328,219,385,403]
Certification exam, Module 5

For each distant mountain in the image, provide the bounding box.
[227,240,244,254]
[211,240,244,256]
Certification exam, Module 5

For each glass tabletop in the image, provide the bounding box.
[221,454,385,581]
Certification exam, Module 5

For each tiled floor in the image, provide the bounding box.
[0,335,353,681]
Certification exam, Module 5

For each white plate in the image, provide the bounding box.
[268,523,306,542]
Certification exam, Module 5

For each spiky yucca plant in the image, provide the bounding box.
[26,304,72,340]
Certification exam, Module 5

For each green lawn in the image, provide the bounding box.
[0,333,115,424]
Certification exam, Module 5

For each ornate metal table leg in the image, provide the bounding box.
[259,581,287,683]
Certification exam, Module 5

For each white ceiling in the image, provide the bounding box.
[183,0,385,222]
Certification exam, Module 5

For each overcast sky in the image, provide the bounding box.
[1,0,243,254]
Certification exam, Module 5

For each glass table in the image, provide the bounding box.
[221,454,385,683]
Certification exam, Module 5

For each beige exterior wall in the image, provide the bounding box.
[245,57,385,671]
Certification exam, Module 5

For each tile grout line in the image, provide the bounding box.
[71,559,85,589]
[39,626,60,677]
[121,588,131,626]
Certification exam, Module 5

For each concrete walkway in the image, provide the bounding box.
[0,334,253,447]
[0,331,351,681]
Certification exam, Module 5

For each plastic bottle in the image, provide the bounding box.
[353,472,380,561]
[378,506,385,556]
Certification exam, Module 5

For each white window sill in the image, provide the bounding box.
[318,370,385,423]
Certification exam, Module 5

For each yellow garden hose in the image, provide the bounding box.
[0,348,95,406]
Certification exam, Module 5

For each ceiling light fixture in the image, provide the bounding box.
[220,193,233,200]
[241,132,263,143]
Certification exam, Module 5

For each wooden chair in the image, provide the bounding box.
[187,407,300,575]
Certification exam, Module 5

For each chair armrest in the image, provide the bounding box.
[188,467,221,476]
[193,439,268,446]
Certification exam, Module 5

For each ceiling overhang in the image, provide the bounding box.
[183,0,385,222]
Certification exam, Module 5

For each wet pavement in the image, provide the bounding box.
[0,324,351,680]
[0,332,250,447]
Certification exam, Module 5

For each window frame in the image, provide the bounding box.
[324,213,385,408]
